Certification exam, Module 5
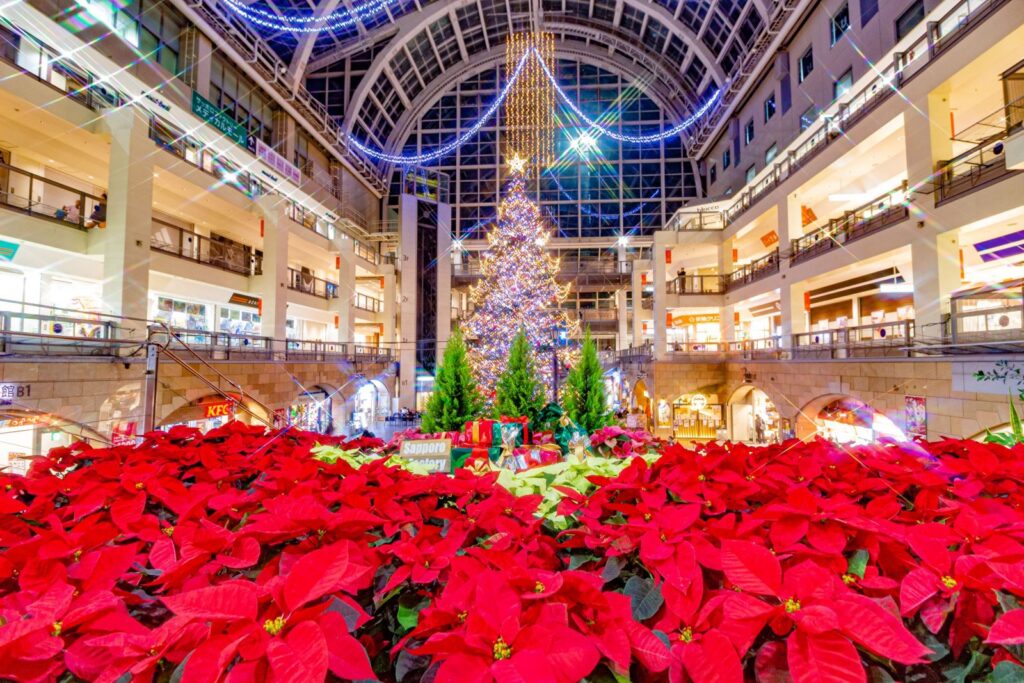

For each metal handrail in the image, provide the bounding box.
[287,268,339,299]
[726,250,780,290]
[354,293,383,312]
[151,223,259,276]
[791,182,911,263]
[0,162,103,230]
[668,274,727,294]
[937,118,1022,204]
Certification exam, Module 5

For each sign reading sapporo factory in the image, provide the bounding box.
[399,438,452,473]
[191,92,248,147]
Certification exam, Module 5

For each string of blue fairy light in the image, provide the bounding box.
[220,0,399,32]
[346,47,722,164]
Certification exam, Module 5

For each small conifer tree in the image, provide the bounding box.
[494,328,545,422]
[562,327,611,432]
[421,327,484,433]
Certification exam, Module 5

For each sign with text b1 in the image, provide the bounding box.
[399,438,452,474]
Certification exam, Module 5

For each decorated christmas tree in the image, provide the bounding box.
[462,166,580,397]
[562,326,611,432]
[421,326,484,433]
[493,328,545,423]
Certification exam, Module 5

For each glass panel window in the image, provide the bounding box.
[745,165,757,184]
[800,105,818,131]
[895,0,925,40]
[722,148,731,169]
[833,68,854,100]
[798,46,814,82]
[860,0,879,26]
[763,93,776,123]
[830,4,850,45]
[744,119,755,145]
[764,143,778,165]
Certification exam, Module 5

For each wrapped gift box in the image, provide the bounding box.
[463,419,498,446]
[498,416,529,446]
[451,446,502,471]
[504,444,563,472]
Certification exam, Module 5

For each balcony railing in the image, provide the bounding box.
[151,223,258,277]
[719,0,1005,226]
[790,183,911,264]
[288,268,339,299]
[726,251,780,291]
[617,343,653,362]
[665,342,729,360]
[0,33,124,111]
[727,336,786,360]
[354,293,383,313]
[0,311,122,356]
[936,99,1024,204]
[792,321,915,359]
[665,209,725,231]
[668,275,727,295]
[454,260,632,277]
[0,162,103,231]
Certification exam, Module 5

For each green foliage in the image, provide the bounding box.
[985,393,1024,447]
[493,329,545,422]
[421,327,484,433]
[562,327,611,432]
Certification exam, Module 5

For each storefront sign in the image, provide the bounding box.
[191,92,247,147]
[203,401,234,419]
[0,413,47,428]
[690,394,709,410]
[111,421,138,446]
[761,230,779,247]
[904,396,927,439]
[0,239,20,262]
[0,383,31,403]
[256,140,301,186]
[228,293,261,309]
[399,438,452,473]
[673,313,720,326]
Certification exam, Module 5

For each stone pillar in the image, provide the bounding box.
[776,52,791,114]
[905,90,953,191]
[398,194,418,410]
[718,236,734,280]
[779,281,807,346]
[99,108,153,330]
[652,233,670,360]
[178,26,213,98]
[331,235,356,343]
[631,265,645,346]
[253,196,289,341]
[911,228,961,336]
[616,289,628,350]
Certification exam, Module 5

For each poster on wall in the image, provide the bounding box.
[904,396,927,439]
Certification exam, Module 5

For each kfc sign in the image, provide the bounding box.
[204,401,234,419]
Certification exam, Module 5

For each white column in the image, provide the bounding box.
[911,228,961,335]
[616,289,628,350]
[631,267,644,346]
[720,304,736,343]
[99,108,152,330]
[331,236,356,343]
[779,281,807,346]
[381,265,396,344]
[652,232,669,360]
[398,194,418,410]
[253,196,289,341]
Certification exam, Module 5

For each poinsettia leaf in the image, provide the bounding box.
[161,581,257,621]
[397,602,421,631]
[284,540,371,611]
[992,660,1024,683]
[682,630,744,683]
[988,609,1024,645]
[720,540,782,597]
[899,568,939,616]
[624,576,663,621]
[626,620,671,673]
[787,630,865,683]
[754,641,790,683]
[834,594,930,664]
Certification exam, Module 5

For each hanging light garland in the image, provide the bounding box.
[347,49,721,164]
[504,32,556,175]
[218,0,401,33]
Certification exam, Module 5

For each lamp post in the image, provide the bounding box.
[551,322,566,402]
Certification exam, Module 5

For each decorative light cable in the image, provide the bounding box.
[534,52,724,144]
[347,49,532,165]
[218,0,399,33]
[348,48,722,163]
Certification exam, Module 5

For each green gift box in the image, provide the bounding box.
[451,446,502,471]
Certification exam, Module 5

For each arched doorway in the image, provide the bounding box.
[669,389,723,441]
[727,385,780,444]
[159,393,270,431]
[0,409,106,475]
[347,379,390,433]
[795,395,906,444]
[288,386,335,434]
[630,378,652,429]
